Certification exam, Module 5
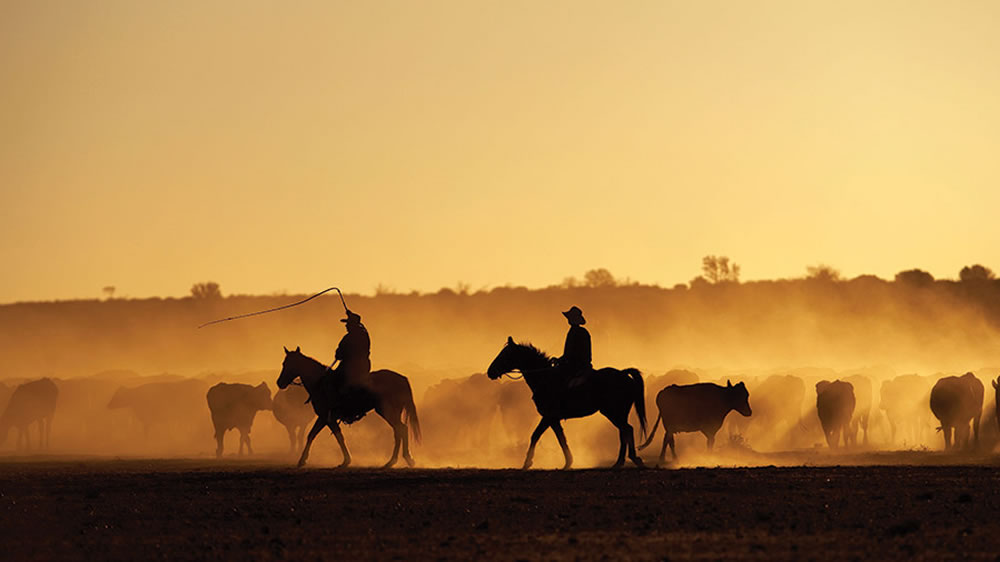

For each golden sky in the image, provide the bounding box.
[1,1,998,302]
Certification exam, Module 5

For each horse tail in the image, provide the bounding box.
[403,378,422,444]
[637,411,660,451]
[624,368,647,440]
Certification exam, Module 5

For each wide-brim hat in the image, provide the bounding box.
[340,310,362,324]
[562,306,586,325]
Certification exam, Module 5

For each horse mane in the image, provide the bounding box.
[514,341,552,364]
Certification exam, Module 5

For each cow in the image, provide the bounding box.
[727,374,805,451]
[879,374,934,447]
[816,380,855,449]
[206,382,272,458]
[843,374,873,447]
[929,373,984,451]
[107,379,209,439]
[0,378,59,450]
[271,385,315,454]
[638,381,752,463]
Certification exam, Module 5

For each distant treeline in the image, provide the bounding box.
[2,267,999,390]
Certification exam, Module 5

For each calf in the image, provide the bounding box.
[816,380,855,449]
[930,373,984,450]
[206,382,272,458]
[638,381,751,463]
[0,378,59,450]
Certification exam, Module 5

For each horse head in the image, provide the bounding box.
[487,337,549,380]
[277,346,304,389]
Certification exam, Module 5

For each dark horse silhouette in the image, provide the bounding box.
[276,347,421,468]
[487,337,646,469]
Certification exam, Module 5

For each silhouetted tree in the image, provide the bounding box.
[701,256,740,283]
[895,269,934,288]
[959,264,995,283]
[560,276,580,289]
[191,282,222,300]
[102,286,116,300]
[584,268,617,288]
[806,265,841,282]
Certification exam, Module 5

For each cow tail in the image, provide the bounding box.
[637,411,660,451]
[403,379,422,444]
[624,368,647,440]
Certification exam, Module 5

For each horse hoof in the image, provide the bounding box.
[611,462,625,469]
[632,458,646,468]
[521,462,532,470]
[296,460,306,468]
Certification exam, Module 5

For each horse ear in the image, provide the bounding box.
[295,346,300,353]
[727,379,732,388]
[284,346,289,354]
[507,336,514,345]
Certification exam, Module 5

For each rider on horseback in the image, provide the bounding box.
[554,306,592,386]
[327,308,375,423]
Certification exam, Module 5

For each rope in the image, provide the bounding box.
[198,286,347,329]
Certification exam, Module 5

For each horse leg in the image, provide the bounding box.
[522,419,551,470]
[297,417,326,468]
[550,421,573,470]
[330,422,352,468]
[382,416,402,469]
[623,420,644,468]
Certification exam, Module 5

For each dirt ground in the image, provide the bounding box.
[3,455,1000,561]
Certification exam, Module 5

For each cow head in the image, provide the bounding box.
[253,382,273,411]
[727,380,752,417]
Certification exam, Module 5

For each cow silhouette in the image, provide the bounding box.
[272,385,315,454]
[843,374,873,447]
[206,382,272,458]
[107,379,209,440]
[638,381,752,463]
[816,380,855,449]
[879,374,934,447]
[0,378,58,450]
[929,373,984,451]
[994,376,1000,433]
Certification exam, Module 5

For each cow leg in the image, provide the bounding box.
[297,417,326,468]
[942,425,952,450]
[705,430,716,453]
[550,420,573,470]
[215,428,226,458]
[286,426,297,453]
[658,431,670,465]
[522,418,551,470]
[242,428,253,456]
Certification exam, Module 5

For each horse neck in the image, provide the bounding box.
[514,346,552,388]
[294,357,328,393]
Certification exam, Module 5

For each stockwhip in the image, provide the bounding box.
[198,286,348,329]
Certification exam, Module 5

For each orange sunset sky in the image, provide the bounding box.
[2,1,998,303]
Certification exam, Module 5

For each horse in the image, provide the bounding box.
[486,337,646,469]
[276,347,421,468]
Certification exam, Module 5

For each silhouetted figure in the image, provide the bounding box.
[554,306,592,383]
[487,337,646,469]
[272,385,315,454]
[206,382,272,458]
[994,377,1000,433]
[843,374,873,447]
[0,378,58,450]
[638,381,751,464]
[329,309,376,423]
[816,380,856,449]
[930,372,984,451]
[277,346,421,468]
[879,374,934,446]
[107,379,209,439]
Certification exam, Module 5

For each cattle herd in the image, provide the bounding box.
[1,366,999,466]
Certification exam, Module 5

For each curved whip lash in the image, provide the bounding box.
[198,287,347,329]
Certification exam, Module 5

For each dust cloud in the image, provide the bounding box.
[1,274,999,466]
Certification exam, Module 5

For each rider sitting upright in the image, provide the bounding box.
[554,306,592,385]
[328,308,375,423]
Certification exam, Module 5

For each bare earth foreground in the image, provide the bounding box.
[3,456,1000,561]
